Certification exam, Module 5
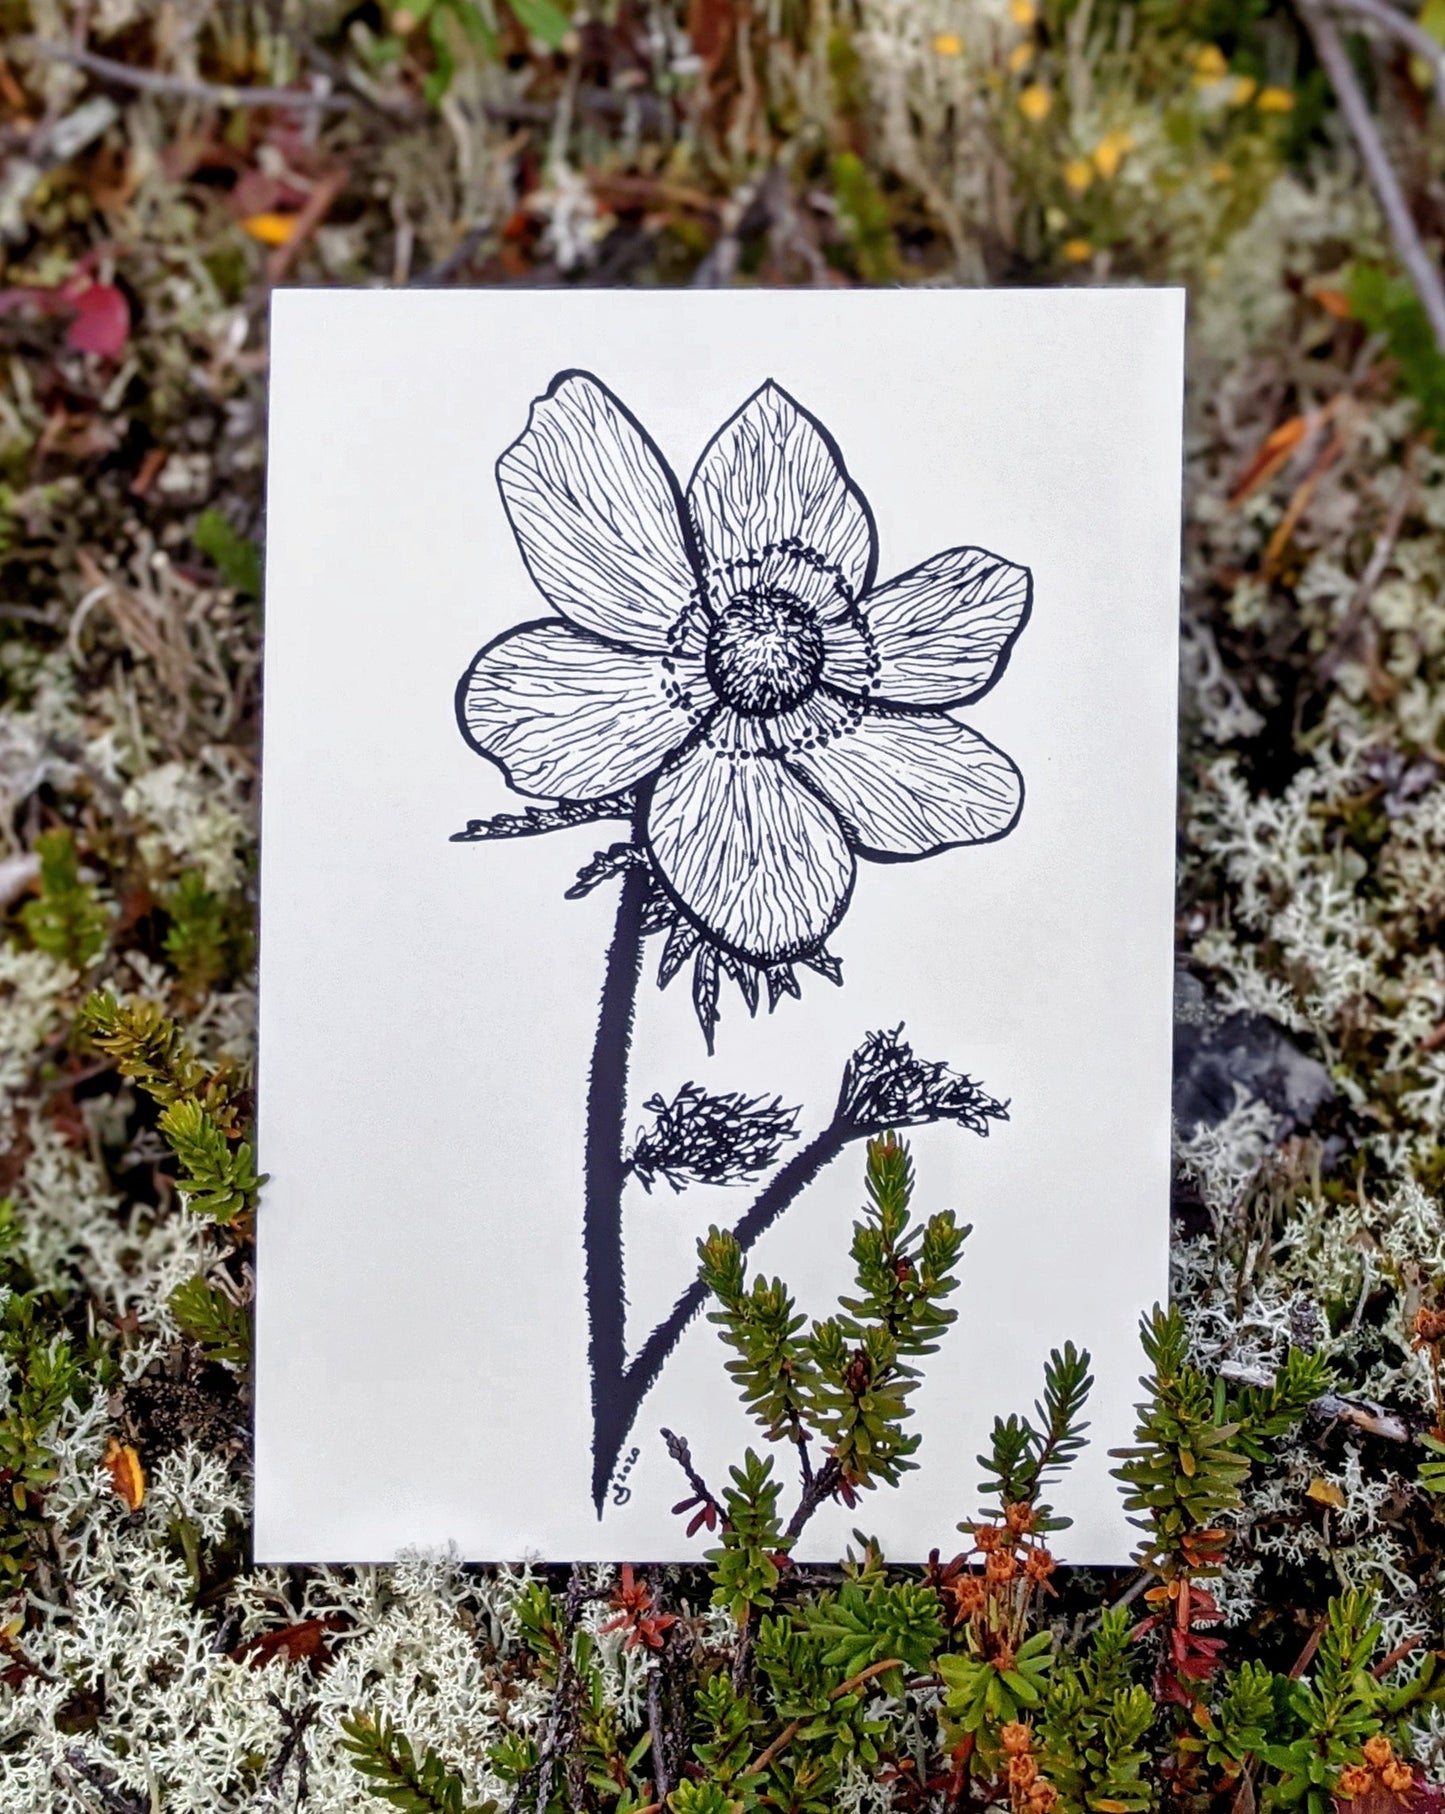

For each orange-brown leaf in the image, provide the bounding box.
[102,1437,145,1511]
[1306,1475,1346,1508]
[1313,286,1354,320]
[1229,414,1310,505]
[241,211,297,247]
[230,1618,337,1668]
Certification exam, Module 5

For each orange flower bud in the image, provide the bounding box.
[1412,1307,1445,1347]
[1009,1754,1040,1790]
[951,1574,986,1619]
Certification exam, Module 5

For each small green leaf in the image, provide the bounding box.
[169,1276,250,1366]
[193,508,262,598]
[507,0,571,50]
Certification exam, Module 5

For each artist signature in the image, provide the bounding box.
[611,1446,641,1506]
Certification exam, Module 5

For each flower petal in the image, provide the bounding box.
[687,382,876,608]
[497,372,705,654]
[785,699,1023,857]
[458,621,709,800]
[825,547,1032,707]
[645,713,855,964]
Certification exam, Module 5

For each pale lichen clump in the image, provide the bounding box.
[123,756,253,897]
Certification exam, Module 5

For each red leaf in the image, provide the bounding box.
[62,282,129,358]
[229,1617,337,1668]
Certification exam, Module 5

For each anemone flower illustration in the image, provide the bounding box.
[452,370,1028,1513]
[459,371,1028,986]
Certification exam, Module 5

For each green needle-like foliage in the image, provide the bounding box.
[977,1340,1094,1532]
[0,1201,110,1587]
[939,1629,1056,1734]
[1418,1431,1445,1496]
[708,1449,787,1622]
[339,1713,485,1814]
[157,1098,263,1224]
[168,1276,250,1366]
[81,992,263,1225]
[699,1132,968,1508]
[1261,1591,1386,1814]
[690,1673,760,1786]
[699,1233,817,1448]
[668,1786,744,1814]
[1110,1305,1251,1568]
[754,1614,890,1786]
[162,869,253,994]
[18,827,108,969]
[836,1132,969,1358]
[1037,1609,1153,1814]
[1110,1306,1326,1576]
[804,1578,944,1694]
[80,991,212,1109]
[1185,1660,1277,1779]
[1226,1346,1332,1461]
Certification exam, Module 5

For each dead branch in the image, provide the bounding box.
[27,40,349,111]
[1296,0,1445,355]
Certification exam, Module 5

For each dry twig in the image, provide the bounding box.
[1295,0,1445,354]
[1329,0,1445,98]
[27,40,349,111]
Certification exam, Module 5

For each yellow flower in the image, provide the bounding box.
[1062,237,1093,262]
[934,31,964,56]
[241,212,297,247]
[1008,41,1035,73]
[1063,157,1093,194]
[1208,160,1233,183]
[1018,82,1052,121]
[1092,129,1133,179]
[1230,74,1257,105]
[1192,44,1228,82]
[1008,0,1037,23]
[1257,85,1295,112]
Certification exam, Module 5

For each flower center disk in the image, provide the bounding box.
[705,591,825,717]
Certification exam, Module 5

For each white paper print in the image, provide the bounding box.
[254,287,1184,1564]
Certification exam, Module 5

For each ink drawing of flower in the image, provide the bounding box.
[458,371,1030,968]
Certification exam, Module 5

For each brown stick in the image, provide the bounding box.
[1327,0,1445,98]
[266,166,347,284]
[1371,1634,1424,1679]
[26,39,348,110]
[1296,0,1445,355]
[1288,1618,1326,1680]
[1320,441,1417,680]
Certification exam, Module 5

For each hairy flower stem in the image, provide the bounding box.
[586,856,651,1513]
[588,880,948,1507]
[586,843,870,1508]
